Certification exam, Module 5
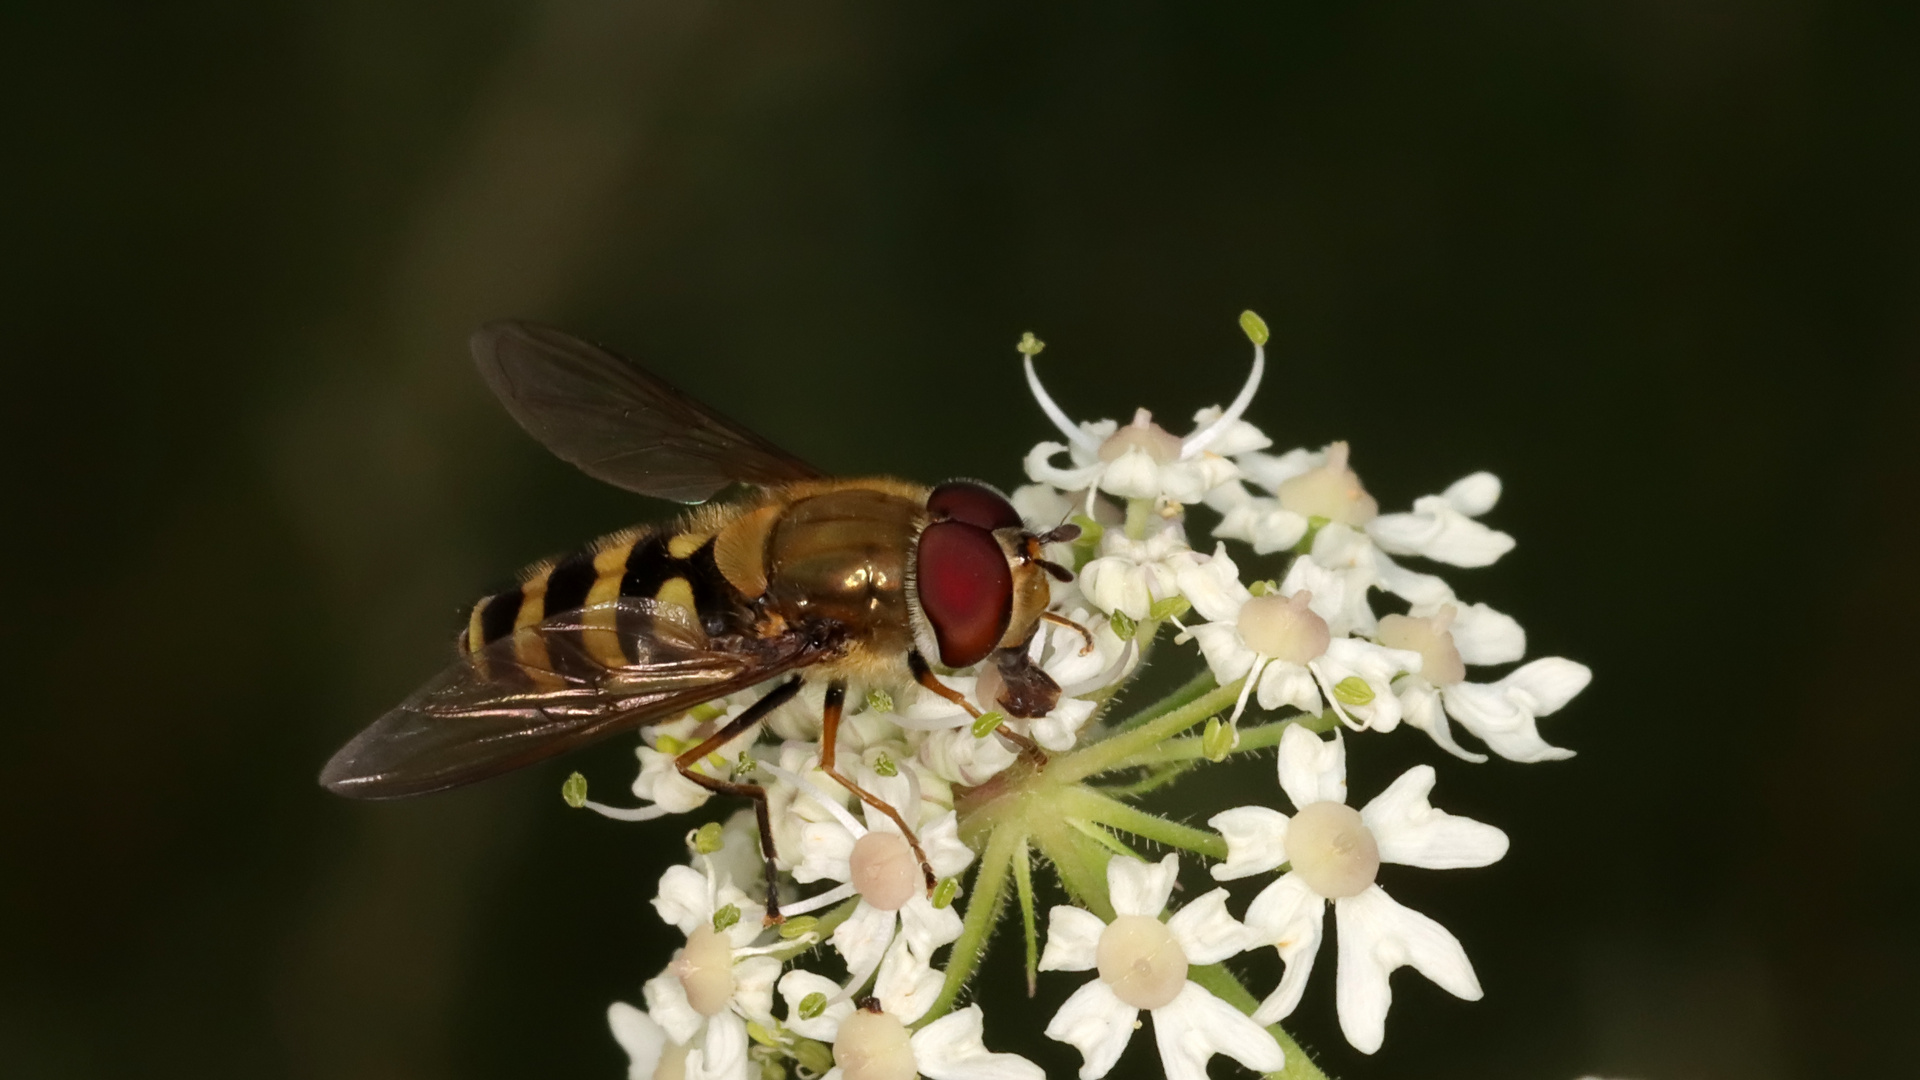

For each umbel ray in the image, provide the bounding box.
[319,321,1084,921]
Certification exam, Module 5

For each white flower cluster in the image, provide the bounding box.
[592,314,1591,1078]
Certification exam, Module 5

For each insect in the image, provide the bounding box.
[320,321,1084,919]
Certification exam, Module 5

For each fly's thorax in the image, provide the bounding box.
[763,486,923,653]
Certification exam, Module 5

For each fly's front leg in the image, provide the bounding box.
[817,680,939,893]
[908,650,1049,767]
[673,677,802,924]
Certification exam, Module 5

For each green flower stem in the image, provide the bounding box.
[1124,498,1153,540]
[1104,669,1217,737]
[1052,678,1246,784]
[1187,964,1328,1080]
[1060,785,1227,860]
[1124,711,1341,768]
[1011,840,1039,998]
[1095,760,1198,798]
[921,823,1023,1025]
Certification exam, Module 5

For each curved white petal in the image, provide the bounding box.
[1108,853,1180,918]
[792,818,859,885]
[1187,405,1273,458]
[911,1004,1046,1080]
[898,895,965,960]
[1150,981,1286,1080]
[608,1002,668,1080]
[1371,552,1455,607]
[1078,556,1153,619]
[1254,659,1324,716]
[1029,698,1099,752]
[1277,725,1348,810]
[1360,765,1509,869]
[1244,873,1326,1025]
[1165,888,1247,965]
[1213,497,1310,555]
[1441,471,1502,516]
[830,901,898,976]
[1039,905,1107,972]
[651,864,715,937]
[1011,482,1076,527]
[1043,978,1139,1080]
[875,937,944,1025]
[1236,447,1321,492]
[1333,885,1483,1054]
[1367,494,1516,567]
[1190,622,1259,686]
[731,954,780,1024]
[917,812,977,879]
[1280,553,1375,639]
[1100,447,1164,500]
[1503,656,1592,714]
[1394,675,1488,763]
[1208,805,1291,881]
[1025,442,1105,492]
[633,747,717,813]
[642,969,705,1047]
[1441,659,1588,763]
[915,726,1020,786]
[777,969,852,1043]
[1173,544,1253,624]
[694,1010,748,1080]
[1437,601,1526,666]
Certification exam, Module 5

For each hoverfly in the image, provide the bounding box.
[320,322,1083,918]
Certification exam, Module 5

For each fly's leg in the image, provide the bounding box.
[1040,610,1097,655]
[817,680,939,893]
[674,676,802,924]
[907,650,1049,767]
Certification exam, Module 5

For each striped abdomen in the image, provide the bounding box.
[462,522,750,664]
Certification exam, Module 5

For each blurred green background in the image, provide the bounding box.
[4,2,1917,1078]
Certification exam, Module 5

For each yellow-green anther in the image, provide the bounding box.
[931,877,960,909]
[712,904,742,932]
[866,687,894,713]
[732,752,757,779]
[694,821,726,854]
[1202,717,1235,762]
[561,771,588,809]
[1109,610,1138,641]
[655,734,687,756]
[1017,331,1045,356]
[1240,309,1270,346]
[1333,676,1375,706]
[972,711,1006,739]
[873,752,898,777]
[745,1021,782,1049]
[793,1038,835,1075]
[1148,596,1191,621]
[1248,580,1280,597]
[799,991,828,1020]
[778,915,818,940]
[688,702,727,723]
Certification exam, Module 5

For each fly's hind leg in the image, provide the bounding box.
[817,680,940,893]
[907,650,1050,767]
[674,676,803,924]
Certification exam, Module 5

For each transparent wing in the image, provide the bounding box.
[471,320,822,503]
[320,598,834,799]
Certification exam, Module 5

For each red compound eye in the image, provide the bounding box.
[915,520,1014,668]
[927,480,1024,532]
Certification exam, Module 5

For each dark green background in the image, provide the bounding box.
[5,3,1916,1078]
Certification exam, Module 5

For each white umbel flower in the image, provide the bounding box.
[1075,517,1195,620]
[1175,543,1422,728]
[780,943,1044,1080]
[1040,854,1283,1080]
[1378,606,1591,762]
[1210,725,1508,1053]
[641,863,784,1080]
[1365,471,1516,567]
[608,1001,693,1080]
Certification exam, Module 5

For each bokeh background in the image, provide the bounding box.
[5,2,1917,1078]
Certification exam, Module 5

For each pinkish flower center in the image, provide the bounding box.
[1276,441,1378,525]
[833,1009,917,1080]
[849,831,919,912]
[1287,802,1380,899]
[1099,408,1184,464]
[672,923,735,1017]
[1376,608,1465,686]
[1237,591,1331,664]
[1096,914,1189,1009]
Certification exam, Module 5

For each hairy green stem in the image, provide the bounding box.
[921,824,1022,1024]
[1125,711,1340,767]
[1011,840,1039,998]
[1061,786,1227,860]
[1104,669,1218,737]
[1052,678,1246,783]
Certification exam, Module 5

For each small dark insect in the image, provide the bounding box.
[320,322,1084,919]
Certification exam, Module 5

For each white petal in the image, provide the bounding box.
[642,970,705,1047]
[777,969,852,1043]
[1025,442,1105,492]
[695,1011,748,1080]
[1371,551,1455,607]
[1441,471,1502,516]
[1438,601,1526,666]
[875,937,944,1025]
[633,747,717,813]
[1150,981,1286,1080]
[830,901,898,975]
[1043,979,1139,1080]
[1039,906,1107,972]
[1333,886,1483,1054]
[731,955,781,1024]
[1280,553,1374,639]
[651,864,715,937]
[911,1005,1046,1080]
[1360,765,1509,869]
[1213,498,1310,555]
[792,819,859,885]
[1367,495,1515,568]
[1100,447,1164,500]
[1190,622,1259,686]
[1173,544,1253,624]
[1441,659,1589,763]
[1277,725,1348,810]
[1107,853,1180,918]
[1188,405,1274,457]
[898,895,964,960]
[1010,483,1075,527]
[1165,888,1247,965]
[1503,656,1592,714]
[1236,447,1320,492]
[1254,659,1324,716]
[1078,556,1152,619]
[1029,698,1099,752]
[1208,805,1291,881]
[1394,675,1488,763]
[918,811,977,879]
[915,726,1020,786]
[608,1002,668,1080]
[1244,873,1326,1025]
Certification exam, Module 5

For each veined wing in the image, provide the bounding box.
[471,320,821,503]
[320,598,836,799]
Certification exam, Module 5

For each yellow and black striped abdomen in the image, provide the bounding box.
[462,522,751,663]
